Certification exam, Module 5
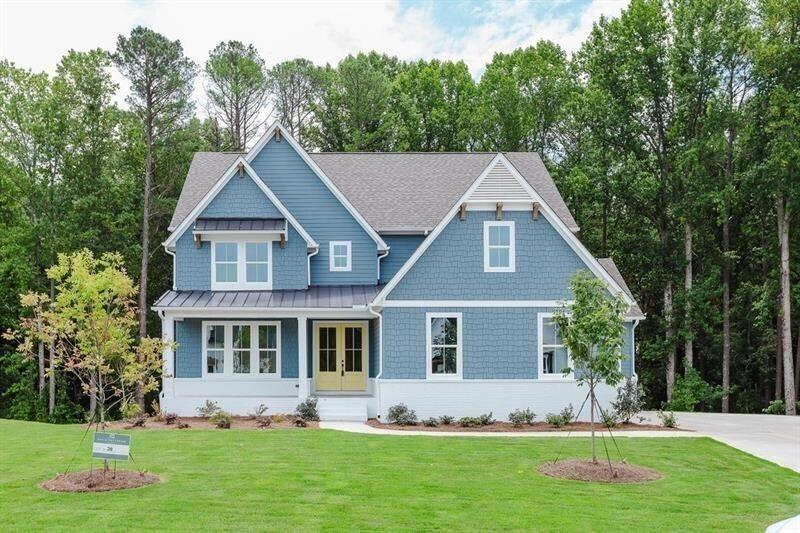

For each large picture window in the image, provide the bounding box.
[202,322,281,378]
[211,239,272,290]
[538,314,572,379]
[426,313,462,379]
[484,221,515,272]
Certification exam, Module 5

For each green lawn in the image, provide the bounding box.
[0,420,797,531]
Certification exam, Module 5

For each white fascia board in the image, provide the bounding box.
[246,121,389,252]
[154,307,375,319]
[163,156,318,251]
[374,153,635,311]
[382,300,572,308]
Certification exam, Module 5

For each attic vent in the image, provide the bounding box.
[470,160,531,201]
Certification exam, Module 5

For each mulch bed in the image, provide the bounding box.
[41,470,161,492]
[105,416,318,431]
[367,419,678,432]
[538,459,662,483]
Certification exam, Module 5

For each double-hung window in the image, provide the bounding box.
[538,314,572,379]
[426,313,462,379]
[202,322,281,378]
[329,241,352,272]
[211,240,272,290]
[484,221,515,272]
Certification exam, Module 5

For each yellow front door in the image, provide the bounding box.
[313,322,368,391]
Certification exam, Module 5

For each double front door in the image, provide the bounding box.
[314,322,368,391]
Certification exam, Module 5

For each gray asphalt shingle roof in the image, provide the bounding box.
[168,151,579,233]
[153,285,382,309]
[598,258,644,318]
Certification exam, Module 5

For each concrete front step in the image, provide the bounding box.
[315,396,369,421]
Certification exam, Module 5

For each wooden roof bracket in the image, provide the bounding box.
[194,233,202,249]
[237,162,244,178]
[275,128,282,142]
[280,232,286,249]
[459,203,467,221]
[496,202,503,220]
[532,202,541,220]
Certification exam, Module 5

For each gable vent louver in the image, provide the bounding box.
[469,160,532,201]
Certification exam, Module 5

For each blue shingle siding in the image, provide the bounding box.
[175,230,211,290]
[381,307,635,380]
[173,318,299,379]
[387,211,586,300]
[369,318,379,378]
[273,225,309,290]
[379,234,424,284]
[200,170,284,219]
[250,138,378,285]
[622,322,634,377]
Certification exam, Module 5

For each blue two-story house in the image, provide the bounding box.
[153,121,644,421]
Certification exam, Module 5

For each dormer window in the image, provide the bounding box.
[329,241,352,272]
[211,239,272,290]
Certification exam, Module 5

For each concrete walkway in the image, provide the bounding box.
[319,421,694,438]
[639,411,800,473]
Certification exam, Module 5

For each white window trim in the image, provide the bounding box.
[426,312,463,380]
[211,238,273,290]
[483,221,515,273]
[329,240,352,272]
[201,321,282,379]
[537,313,574,380]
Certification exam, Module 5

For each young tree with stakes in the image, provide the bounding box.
[553,270,628,463]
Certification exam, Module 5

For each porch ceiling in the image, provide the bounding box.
[153,285,383,310]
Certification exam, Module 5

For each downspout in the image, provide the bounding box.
[377,249,389,283]
[631,319,640,379]
[163,244,176,290]
[306,246,319,286]
[367,303,383,420]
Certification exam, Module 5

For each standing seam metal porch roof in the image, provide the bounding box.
[168,151,579,233]
[152,285,383,309]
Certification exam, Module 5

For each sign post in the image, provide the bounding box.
[92,433,131,474]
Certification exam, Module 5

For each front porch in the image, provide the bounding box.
[153,288,381,420]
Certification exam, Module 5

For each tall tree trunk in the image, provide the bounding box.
[684,222,693,369]
[48,279,55,415]
[665,280,676,401]
[37,338,45,393]
[590,383,596,463]
[777,195,795,415]
[721,214,732,412]
[776,315,783,401]
[89,370,97,421]
[795,324,800,396]
[136,115,153,411]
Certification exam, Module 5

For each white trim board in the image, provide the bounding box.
[374,153,636,310]
[382,300,571,308]
[246,121,389,252]
[163,157,318,251]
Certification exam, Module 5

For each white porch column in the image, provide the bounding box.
[161,313,176,399]
[297,316,309,399]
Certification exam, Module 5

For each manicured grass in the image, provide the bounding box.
[0,420,797,531]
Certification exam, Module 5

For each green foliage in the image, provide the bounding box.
[421,417,439,427]
[439,415,454,425]
[476,412,494,426]
[197,400,221,418]
[295,398,319,421]
[508,408,536,427]
[600,410,619,429]
[457,416,481,428]
[210,410,232,429]
[612,378,646,423]
[762,400,800,415]
[387,403,417,426]
[545,413,567,428]
[559,404,575,424]
[658,411,679,428]
[668,366,727,411]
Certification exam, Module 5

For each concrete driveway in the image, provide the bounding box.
[642,411,800,472]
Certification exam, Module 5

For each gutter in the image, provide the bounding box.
[366,303,383,420]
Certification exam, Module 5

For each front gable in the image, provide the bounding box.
[247,125,385,285]
[199,172,283,219]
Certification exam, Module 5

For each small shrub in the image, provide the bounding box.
[272,414,287,424]
[560,404,575,424]
[422,417,439,427]
[457,416,481,428]
[387,403,418,426]
[508,408,536,427]
[210,410,232,429]
[197,400,221,418]
[439,415,454,425]
[163,412,179,425]
[658,410,678,428]
[545,413,566,428]
[176,422,190,429]
[128,413,148,427]
[249,404,269,419]
[762,400,789,415]
[600,410,619,429]
[121,401,142,421]
[294,418,308,428]
[249,404,271,428]
[612,378,645,423]
[477,412,494,426]
[295,398,319,421]
[150,399,164,422]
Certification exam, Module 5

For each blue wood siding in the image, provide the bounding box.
[200,171,283,218]
[380,234,424,284]
[381,307,635,380]
[174,318,299,378]
[249,139,378,285]
[387,211,586,300]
